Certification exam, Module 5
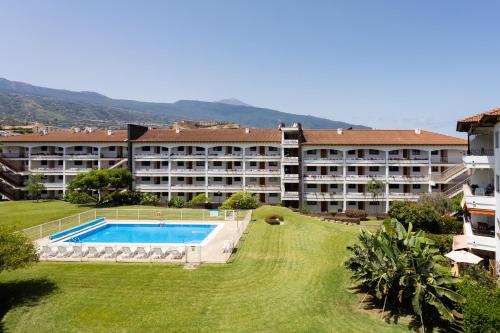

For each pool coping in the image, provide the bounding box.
[50,219,225,247]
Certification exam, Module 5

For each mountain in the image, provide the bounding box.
[0,78,369,129]
[216,98,252,107]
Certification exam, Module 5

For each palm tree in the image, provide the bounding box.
[367,178,385,217]
[345,219,465,329]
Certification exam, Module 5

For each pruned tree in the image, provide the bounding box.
[26,173,46,202]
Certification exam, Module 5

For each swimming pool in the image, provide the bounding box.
[62,222,219,245]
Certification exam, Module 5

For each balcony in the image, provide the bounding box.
[207,185,243,192]
[43,182,65,189]
[282,191,299,199]
[303,157,343,165]
[389,192,420,200]
[463,184,496,211]
[303,175,343,183]
[30,153,63,160]
[282,139,299,146]
[135,184,169,191]
[464,222,496,252]
[430,157,463,164]
[65,153,99,160]
[387,175,429,183]
[207,153,243,160]
[463,150,494,169]
[304,192,343,201]
[134,153,170,160]
[170,168,206,175]
[345,175,387,182]
[245,185,281,192]
[134,168,170,176]
[282,156,299,163]
[388,158,429,165]
[245,169,280,176]
[346,192,387,200]
[170,184,207,191]
[30,168,64,174]
[65,167,95,174]
[245,154,281,160]
[346,157,386,164]
[170,153,206,160]
[207,169,243,175]
[0,152,27,158]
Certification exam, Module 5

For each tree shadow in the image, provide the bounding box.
[0,278,57,333]
[350,286,462,332]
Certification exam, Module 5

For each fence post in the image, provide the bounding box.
[180,209,183,220]
[202,210,205,220]
[137,208,140,220]
[116,209,118,219]
[78,213,81,225]
[59,219,62,231]
[94,209,97,219]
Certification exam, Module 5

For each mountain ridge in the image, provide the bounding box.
[0,78,369,129]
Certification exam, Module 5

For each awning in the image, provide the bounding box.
[446,250,484,264]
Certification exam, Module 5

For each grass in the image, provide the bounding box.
[0,205,408,332]
[0,200,91,230]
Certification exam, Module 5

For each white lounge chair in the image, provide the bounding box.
[222,240,233,253]
[86,246,100,258]
[171,247,186,259]
[135,247,149,259]
[39,245,57,258]
[118,246,134,259]
[70,246,83,258]
[150,247,165,259]
[103,246,115,259]
[57,245,73,258]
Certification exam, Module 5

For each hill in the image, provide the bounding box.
[0,78,368,129]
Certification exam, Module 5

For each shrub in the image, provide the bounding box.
[459,281,500,333]
[418,192,453,215]
[140,192,160,206]
[424,233,453,254]
[0,226,38,272]
[168,197,185,208]
[329,210,338,216]
[438,216,463,235]
[104,190,142,205]
[334,216,360,224]
[265,214,283,225]
[188,193,209,208]
[389,201,441,233]
[298,207,310,215]
[220,192,259,210]
[345,209,367,219]
[64,191,97,204]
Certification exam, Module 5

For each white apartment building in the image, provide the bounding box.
[457,109,500,274]
[0,124,467,213]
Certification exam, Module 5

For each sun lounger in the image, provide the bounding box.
[103,246,115,258]
[150,247,166,259]
[86,246,100,258]
[39,245,57,258]
[56,245,74,257]
[171,247,186,259]
[135,247,149,259]
[222,240,233,253]
[117,246,135,259]
[70,246,83,258]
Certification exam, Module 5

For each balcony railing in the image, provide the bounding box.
[467,148,494,156]
[282,139,299,145]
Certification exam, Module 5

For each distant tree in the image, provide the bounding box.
[67,169,133,203]
[25,173,46,202]
[367,178,385,216]
[418,193,453,215]
[0,226,38,272]
[220,192,259,210]
[188,193,209,208]
[168,196,185,208]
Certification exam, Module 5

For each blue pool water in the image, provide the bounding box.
[64,223,217,244]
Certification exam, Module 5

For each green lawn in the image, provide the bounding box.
[0,200,91,230]
[0,206,408,333]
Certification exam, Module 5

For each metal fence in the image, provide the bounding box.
[22,208,240,241]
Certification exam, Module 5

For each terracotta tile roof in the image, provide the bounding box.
[457,107,500,132]
[132,128,282,143]
[302,130,466,146]
[0,129,128,143]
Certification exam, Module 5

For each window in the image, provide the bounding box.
[214,192,222,197]
[234,177,241,181]
[307,201,317,205]
[496,131,499,149]
[370,202,380,206]
[306,166,317,172]
[389,166,399,172]
[496,175,499,193]
[250,162,257,167]
[141,161,150,166]
[162,177,169,181]
[269,193,278,197]
[177,161,184,167]
[58,175,63,180]
[142,177,151,181]
[75,146,83,151]
[330,201,338,205]
[177,177,184,181]
[306,184,317,189]
[412,184,421,189]
[389,150,399,155]
[329,149,338,155]
[162,147,168,151]
[177,146,185,151]
[412,149,421,155]
[369,166,379,172]
[348,166,356,172]
[369,149,379,155]
[142,146,150,151]
[195,177,204,182]
[41,146,48,151]
[196,147,204,152]
[348,201,356,206]
[307,150,317,155]
[213,146,222,151]
[269,147,278,152]
[269,161,278,167]
[213,161,222,167]
[330,166,338,172]
[348,184,356,189]
[234,161,241,167]
[74,161,82,166]
[109,146,116,151]
[162,161,168,166]
[58,160,63,165]
[348,150,356,155]
[234,147,241,151]
[329,184,338,189]
[431,150,439,155]
[389,184,399,189]
[431,166,439,172]
[196,161,204,167]
[412,167,421,172]
[250,147,257,151]
[214,177,222,181]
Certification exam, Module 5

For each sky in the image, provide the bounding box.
[1,0,500,135]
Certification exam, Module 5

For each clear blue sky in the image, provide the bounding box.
[1,0,499,135]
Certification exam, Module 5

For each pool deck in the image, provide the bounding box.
[36,210,252,264]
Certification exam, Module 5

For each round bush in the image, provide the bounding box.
[265,214,284,225]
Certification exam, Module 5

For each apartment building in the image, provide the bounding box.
[457,109,500,272]
[0,124,467,212]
